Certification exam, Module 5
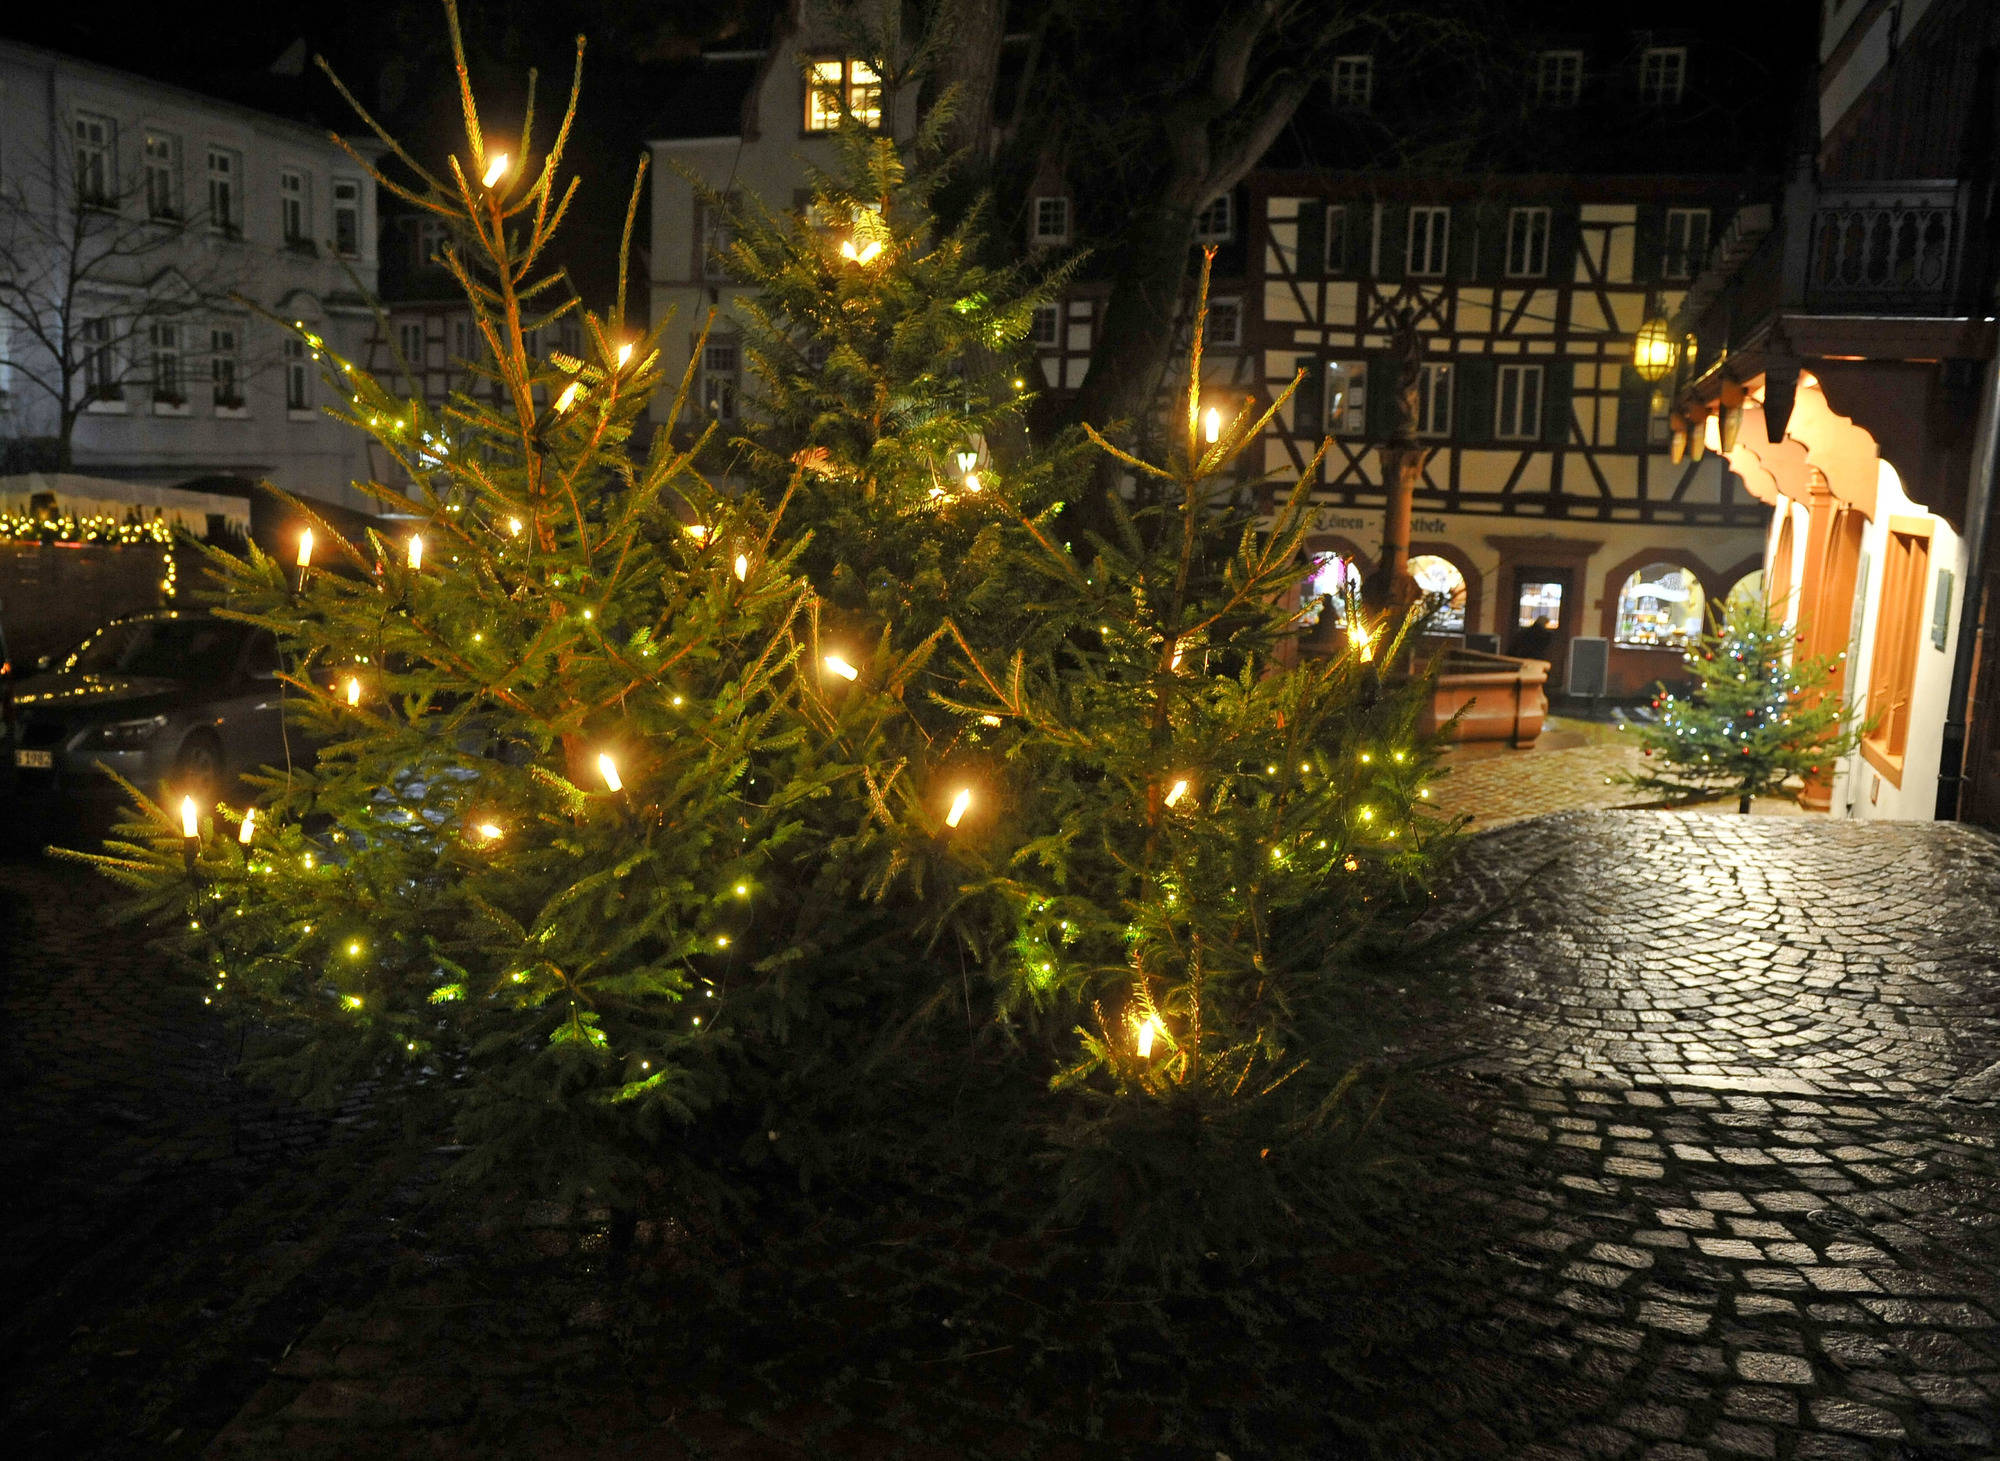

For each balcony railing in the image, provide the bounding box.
[1804,183,1966,309]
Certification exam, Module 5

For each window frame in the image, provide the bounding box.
[1193,193,1234,244]
[74,111,116,207]
[279,168,309,245]
[331,177,363,257]
[1494,362,1544,440]
[1407,205,1450,277]
[803,57,883,133]
[1324,204,1348,273]
[78,316,119,402]
[1504,206,1550,278]
[1638,46,1687,106]
[143,130,181,222]
[700,337,741,423]
[1535,50,1583,107]
[1326,359,1365,436]
[1330,54,1374,110]
[210,324,243,410]
[148,319,185,405]
[205,147,239,233]
[1416,360,1453,438]
[284,335,312,415]
[1031,195,1070,245]
[1613,563,1707,650]
[1662,207,1710,280]
[1862,518,1935,780]
[1205,296,1242,348]
[1029,303,1060,348]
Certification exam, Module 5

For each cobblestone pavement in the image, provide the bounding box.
[6,814,2000,1459]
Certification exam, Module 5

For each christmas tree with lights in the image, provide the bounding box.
[1621,595,1866,814]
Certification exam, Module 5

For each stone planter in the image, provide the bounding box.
[1419,647,1549,747]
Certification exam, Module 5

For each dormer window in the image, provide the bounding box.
[1032,195,1070,245]
[1331,55,1373,110]
[1535,50,1582,107]
[806,58,882,132]
[1638,46,1686,106]
[1194,194,1233,244]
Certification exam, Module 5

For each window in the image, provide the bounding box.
[1638,46,1687,106]
[0,322,10,408]
[1516,578,1564,630]
[143,132,180,220]
[1416,361,1452,437]
[1407,205,1449,277]
[206,148,238,232]
[805,58,882,131]
[1725,570,1764,613]
[413,217,449,269]
[1331,55,1373,110]
[210,326,241,406]
[701,341,740,421]
[1032,195,1070,245]
[1194,194,1233,243]
[1324,204,1348,273]
[1864,523,1933,770]
[1206,297,1241,347]
[149,321,183,401]
[74,112,115,205]
[1326,359,1365,434]
[1495,363,1543,440]
[1614,563,1705,649]
[1301,553,1361,627]
[697,199,735,280]
[398,321,425,372]
[332,178,362,256]
[1648,391,1673,445]
[279,169,308,244]
[1535,50,1583,106]
[1505,207,1549,278]
[79,317,116,399]
[1030,303,1059,347]
[1662,207,1709,280]
[1410,555,1467,634]
[285,337,311,412]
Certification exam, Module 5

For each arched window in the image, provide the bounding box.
[1614,562,1705,649]
[1725,570,1763,612]
[1299,552,1360,626]
[1409,554,1467,634]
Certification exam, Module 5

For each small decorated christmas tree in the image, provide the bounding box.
[1621,595,1867,814]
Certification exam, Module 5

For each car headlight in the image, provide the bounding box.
[97,714,169,746]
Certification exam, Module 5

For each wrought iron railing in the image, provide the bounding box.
[1805,184,1964,307]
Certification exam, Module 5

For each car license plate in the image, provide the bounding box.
[14,749,53,769]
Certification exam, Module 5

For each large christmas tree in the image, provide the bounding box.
[1621,595,1867,814]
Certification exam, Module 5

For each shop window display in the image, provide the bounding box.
[1298,553,1359,626]
[1616,562,1705,649]
[1410,554,1467,634]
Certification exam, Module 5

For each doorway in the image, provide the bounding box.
[1508,565,1575,689]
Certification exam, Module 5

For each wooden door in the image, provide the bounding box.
[1508,565,1576,689]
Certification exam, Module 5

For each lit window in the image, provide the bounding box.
[1505,207,1549,278]
[805,58,882,132]
[74,113,115,205]
[285,337,311,412]
[1515,578,1564,630]
[210,326,241,407]
[1206,297,1241,347]
[1724,570,1764,612]
[332,179,362,257]
[1416,361,1452,437]
[1864,525,1933,767]
[1331,55,1373,110]
[1301,553,1361,626]
[1495,363,1543,440]
[1032,196,1070,244]
[1194,194,1233,243]
[1410,555,1467,634]
[1638,46,1686,106]
[1030,303,1059,347]
[1663,207,1709,280]
[144,132,181,220]
[206,148,238,232]
[279,169,308,245]
[702,340,740,421]
[1535,50,1582,107]
[1407,206,1449,277]
[149,321,183,402]
[1326,359,1365,435]
[1614,563,1704,649]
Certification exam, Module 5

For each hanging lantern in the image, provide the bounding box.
[1632,316,1676,383]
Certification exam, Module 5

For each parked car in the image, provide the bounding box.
[7,609,297,808]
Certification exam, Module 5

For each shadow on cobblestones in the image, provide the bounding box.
[4,812,1999,1459]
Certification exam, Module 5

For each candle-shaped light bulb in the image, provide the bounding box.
[1136,1016,1162,1059]
[856,240,882,264]
[1164,779,1188,808]
[824,654,859,681]
[180,795,199,839]
[1204,407,1221,444]
[598,753,622,793]
[296,528,314,569]
[476,822,502,842]
[238,807,256,845]
[1169,643,1184,671]
[733,553,749,582]
[615,342,634,368]
[553,380,582,414]
[684,523,708,543]
[344,676,361,707]
[407,534,423,570]
[945,787,972,828]
[839,239,859,261]
[962,471,981,493]
[481,153,509,188]
[507,517,523,537]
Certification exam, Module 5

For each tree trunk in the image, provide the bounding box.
[1738,792,1752,814]
[928,0,1007,165]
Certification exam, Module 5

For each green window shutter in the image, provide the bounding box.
[1377,204,1407,282]
[1546,207,1580,285]
[1541,359,1575,445]
[1294,202,1325,280]
[1365,355,1399,439]
[1632,205,1664,286]
[1615,367,1652,450]
[1457,357,1496,442]
[1292,356,1324,434]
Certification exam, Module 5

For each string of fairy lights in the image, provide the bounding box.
[0,510,182,598]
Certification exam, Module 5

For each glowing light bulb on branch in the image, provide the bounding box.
[945,787,972,828]
[476,822,503,842]
[615,342,633,369]
[823,654,859,682]
[238,807,256,845]
[1354,625,1375,664]
[407,534,423,570]
[296,529,314,569]
[839,238,883,264]
[598,753,622,793]
[1135,1015,1164,1059]
[553,381,582,414]
[344,676,361,707]
[734,553,749,582]
[1204,407,1222,444]
[684,523,709,543]
[962,471,981,493]
[1164,779,1189,808]
[507,517,523,537]
[481,153,509,188]
[181,796,200,840]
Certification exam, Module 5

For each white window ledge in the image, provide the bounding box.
[152,398,192,417]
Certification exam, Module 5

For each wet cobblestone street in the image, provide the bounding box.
[3,812,1998,1458]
